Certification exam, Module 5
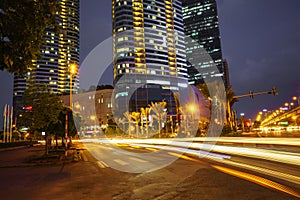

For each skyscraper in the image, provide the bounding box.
[13,0,80,110]
[112,0,188,113]
[182,0,226,86]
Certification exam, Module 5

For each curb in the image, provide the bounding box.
[0,146,29,152]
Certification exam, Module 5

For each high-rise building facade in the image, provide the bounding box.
[182,0,226,86]
[112,0,188,113]
[13,0,80,110]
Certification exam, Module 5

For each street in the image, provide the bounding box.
[0,142,299,200]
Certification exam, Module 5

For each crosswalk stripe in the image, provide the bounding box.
[81,153,88,161]
[114,159,128,166]
[96,161,106,168]
[129,157,148,163]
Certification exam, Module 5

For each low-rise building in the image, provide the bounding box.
[61,88,114,130]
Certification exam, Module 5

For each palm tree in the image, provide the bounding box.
[197,83,237,130]
[239,116,247,132]
[117,117,126,137]
[123,112,132,136]
[197,83,211,111]
[131,112,140,137]
[149,102,167,138]
[140,107,150,137]
[226,86,238,130]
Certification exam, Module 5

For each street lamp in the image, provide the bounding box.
[69,63,77,109]
[292,96,300,106]
[188,104,196,125]
[292,116,298,126]
[90,115,97,135]
[65,63,77,156]
[284,102,289,107]
[188,104,196,113]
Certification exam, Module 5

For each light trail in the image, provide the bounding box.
[81,138,300,166]
[212,165,300,198]
[129,143,300,186]
[167,150,300,198]
[81,138,300,187]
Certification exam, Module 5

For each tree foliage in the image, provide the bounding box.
[149,102,167,138]
[18,83,65,135]
[48,108,80,137]
[0,0,59,74]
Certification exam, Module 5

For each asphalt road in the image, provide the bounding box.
[0,143,299,200]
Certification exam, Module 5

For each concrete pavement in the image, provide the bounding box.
[0,142,299,200]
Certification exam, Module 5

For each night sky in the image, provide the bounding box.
[1,0,300,128]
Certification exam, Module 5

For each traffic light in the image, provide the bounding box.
[249,91,254,99]
[272,87,278,96]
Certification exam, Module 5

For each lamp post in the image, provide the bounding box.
[65,64,77,156]
[69,63,77,110]
[90,115,97,134]
[188,104,196,123]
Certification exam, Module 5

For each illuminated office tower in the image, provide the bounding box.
[112,0,188,113]
[182,0,226,86]
[13,0,80,111]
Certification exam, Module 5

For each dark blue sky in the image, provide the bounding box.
[1,0,300,128]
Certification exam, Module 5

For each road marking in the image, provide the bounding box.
[81,152,88,161]
[96,161,108,168]
[146,147,158,152]
[129,157,148,163]
[101,160,109,167]
[114,159,128,166]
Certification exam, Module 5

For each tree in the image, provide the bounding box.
[47,108,81,146]
[0,0,59,74]
[149,102,167,138]
[140,107,150,137]
[123,112,133,136]
[226,86,238,130]
[131,112,140,137]
[18,83,65,154]
[197,83,237,130]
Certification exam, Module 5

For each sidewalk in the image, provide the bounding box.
[0,144,80,168]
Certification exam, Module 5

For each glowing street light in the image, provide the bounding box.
[292,96,300,106]
[69,63,78,109]
[188,104,196,113]
[90,115,97,131]
[188,104,197,123]
[292,116,298,125]
[284,102,289,107]
[65,63,78,156]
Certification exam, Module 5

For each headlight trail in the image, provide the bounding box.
[212,165,300,198]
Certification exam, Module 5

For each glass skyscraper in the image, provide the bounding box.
[182,0,226,86]
[112,0,188,113]
[13,0,80,109]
